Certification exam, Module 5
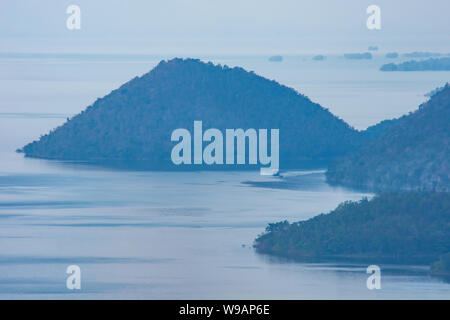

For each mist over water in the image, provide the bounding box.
[1,55,450,299]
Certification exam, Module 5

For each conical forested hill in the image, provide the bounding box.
[21,58,364,169]
[327,84,450,190]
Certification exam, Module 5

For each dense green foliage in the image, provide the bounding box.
[380,57,450,71]
[21,58,366,169]
[327,85,450,191]
[254,192,450,262]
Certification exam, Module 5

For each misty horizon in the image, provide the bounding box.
[1,0,450,55]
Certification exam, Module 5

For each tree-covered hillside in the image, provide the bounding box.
[21,58,364,169]
[326,85,450,191]
[254,192,450,263]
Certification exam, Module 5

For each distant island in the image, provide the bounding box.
[20,58,374,169]
[254,192,450,263]
[368,46,378,51]
[403,52,441,58]
[344,53,372,60]
[385,52,399,59]
[380,57,450,71]
[268,55,283,62]
[326,85,450,191]
[312,55,326,61]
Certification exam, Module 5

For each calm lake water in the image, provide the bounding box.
[0,54,449,299]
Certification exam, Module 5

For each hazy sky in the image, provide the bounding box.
[1,0,450,54]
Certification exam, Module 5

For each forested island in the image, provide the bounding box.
[326,85,450,191]
[380,57,450,71]
[20,58,373,169]
[254,192,450,263]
